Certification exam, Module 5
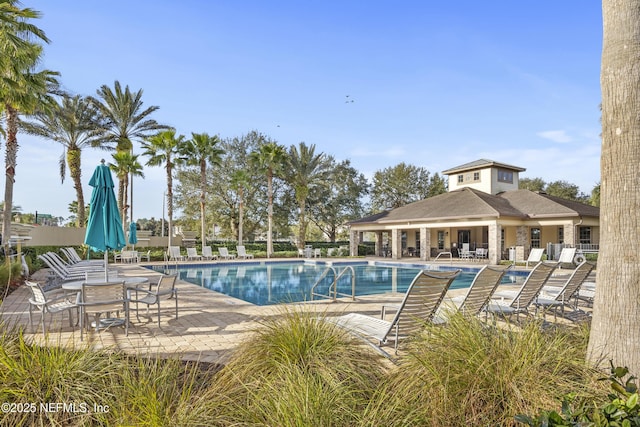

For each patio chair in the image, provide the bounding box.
[459,243,473,260]
[78,281,129,341]
[131,274,178,327]
[236,246,254,259]
[326,269,461,357]
[201,246,217,260]
[218,247,236,260]
[525,248,545,268]
[533,261,595,321]
[26,281,77,335]
[484,261,557,321]
[186,247,202,261]
[168,246,184,261]
[139,250,151,262]
[475,248,488,261]
[437,264,512,323]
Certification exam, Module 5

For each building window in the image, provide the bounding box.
[437,231,445,250]
[457,174,463,183]
[531,227,541,248]
[579,227,591,244]
[558,227,564,244]
[501,228,505,257]
[473,172,480,181]
[497,169,513,183]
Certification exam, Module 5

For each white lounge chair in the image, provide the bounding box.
[168,246,184,261]
[186,247,202,261]
[485,262,557,320]
[326,269,460,357]
[557,247,577,268]
[201,246,217,260]
[525,248,545,268]
[218,247,236,260]
[236,246,254,259]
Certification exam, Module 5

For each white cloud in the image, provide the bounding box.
[537,130,573,143]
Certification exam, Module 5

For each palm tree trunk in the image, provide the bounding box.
[67,148,85,227]
[3,105,18,257]
[166,159,173,247]
[298,199,306,249]
[200,160,206,250]
[588,0,640,374]
[267,170,274,258]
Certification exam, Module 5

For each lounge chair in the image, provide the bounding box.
[218,247,236,260]
[26,281,77,335]
[533,261,595,320]
[484,261,557,320]
[186,247,203,261]
[326,269,461,357]
[168,246,184,261]
[201,246,217,260]
[525,248,545,268]
[78,281,129,341]
[131,274,178,327]
[557,247,577,268]
[61,247,104,267]
[437,264,512,322]
[236,246,254,259]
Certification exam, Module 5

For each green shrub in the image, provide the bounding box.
[360,314,606,426]
[203,307,388,426]
[516,362,640,426]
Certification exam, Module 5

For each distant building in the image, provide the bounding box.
[347,159,599,265]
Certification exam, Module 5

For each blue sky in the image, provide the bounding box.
[9,1,602,221]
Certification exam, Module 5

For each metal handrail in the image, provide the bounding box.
[332,265,356,301]
[310,266,337,301]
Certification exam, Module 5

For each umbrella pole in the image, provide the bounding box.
[105,250,109,281]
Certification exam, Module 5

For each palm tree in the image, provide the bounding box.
[230,169,250,245]
[180,132,224,251]
[109,151,144,227]
[0,0,60,252]
[88,80,167,213]
[249,141,287,257]
[588,0,640,373]
[141,130,185,247]
[20,94,102,227]
[286,142,331,249]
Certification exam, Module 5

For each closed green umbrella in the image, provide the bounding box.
[128,221,138,249]
[84,160,126,279]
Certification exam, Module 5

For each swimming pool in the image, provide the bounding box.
[148,261,526,306]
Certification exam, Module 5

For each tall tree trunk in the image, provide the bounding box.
[238,187,244,245]
[68,148,85,227]
[166,159,173,247]
[200,160,206,250]
[3,105,18,257]
[298,199,306,249]
[267,170,273,258]
[587,0,640,375]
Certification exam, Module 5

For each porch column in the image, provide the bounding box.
[391,229,401,260]
[349,228,358,256]
[488,222,501,265]
[375,231,383,256]
[420,227,430,261]
[564,223,576,246]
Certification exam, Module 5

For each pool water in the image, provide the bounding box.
[149,262,525,306]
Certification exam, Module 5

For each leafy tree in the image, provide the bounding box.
[307,158,369,242]
[285,142,331,248]
[249,138,288,256]
[588,0,640,374]
[20,94,102,226]
[180,132,224,249]
[427,173,447,197]
[519,177,546,192]
[590,182,600,207]
[230,169,250,244]
[545,180,588,202]
[0,0,59,252]
[142,130,185,246]
[370,162,437,212]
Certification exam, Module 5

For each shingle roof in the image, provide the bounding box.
[349,188,598,226]
[441,159,526,175]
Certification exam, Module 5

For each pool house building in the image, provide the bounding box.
[347,159,600,265]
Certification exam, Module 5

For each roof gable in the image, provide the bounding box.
[442,158,526,175]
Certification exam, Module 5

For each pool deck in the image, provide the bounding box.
[0,257,574,365]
